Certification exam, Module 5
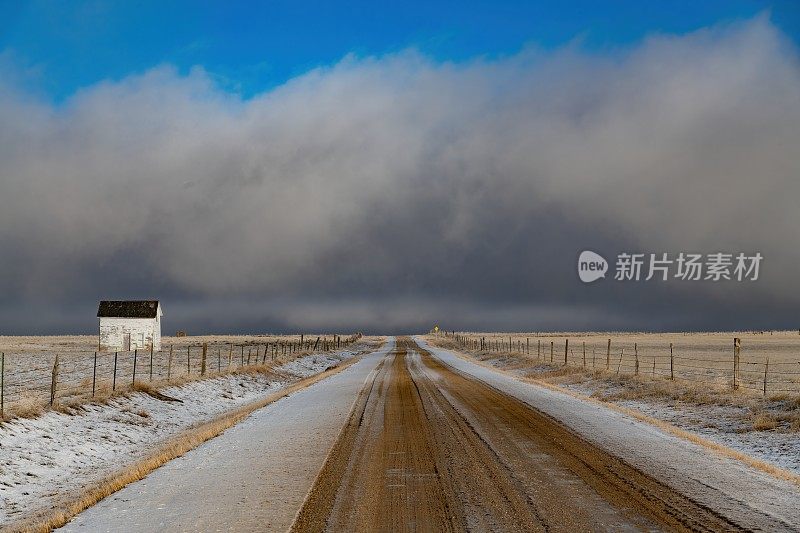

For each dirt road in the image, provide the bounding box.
[292,338,750,532]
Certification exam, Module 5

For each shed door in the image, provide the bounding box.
[123,333,131,351]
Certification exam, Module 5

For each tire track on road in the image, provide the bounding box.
[291,338,749,532]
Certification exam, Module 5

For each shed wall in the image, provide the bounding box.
[99,317,161,352]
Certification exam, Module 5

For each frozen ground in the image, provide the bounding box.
[555,365,800,475]
[0,343,378,528]
[614,397,800,472]
[417,337,800,530]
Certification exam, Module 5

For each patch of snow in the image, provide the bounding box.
[615,398,800,473]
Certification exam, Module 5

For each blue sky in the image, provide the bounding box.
[1,1,798,101]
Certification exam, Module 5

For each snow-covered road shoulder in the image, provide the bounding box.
[415,336,800,531]
[58,339,395,533]
[0,344,376,529]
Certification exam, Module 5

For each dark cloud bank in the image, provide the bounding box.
[0,16,798,334]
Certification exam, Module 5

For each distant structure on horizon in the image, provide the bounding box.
[97,300,163,352]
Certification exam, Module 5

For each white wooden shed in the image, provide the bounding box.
[97,300,163,352]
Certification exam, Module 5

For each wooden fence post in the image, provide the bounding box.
[733,337,741,390]
[550,341,554,363]
[582,342,586,368]
[201,342,208,375]
[616,349,624,375]
[537,340,541,360]
[526,338,529,355]
[132,349,138,385]
[240,345,244,366]
[606,339,611,370]
[228,343,233,370]
[763,358,769,397]
[50,354,59,406]
[634,343,639,376]
[670,343,674,380]
[92,351,97,397]
[564,339,568,366]
[1,352,4,419]
[187,346,191,375]
[218,349,222,372]
[113,352,118,391]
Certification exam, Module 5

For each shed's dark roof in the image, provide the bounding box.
[97,300,160,318]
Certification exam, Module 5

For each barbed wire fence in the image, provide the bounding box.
[0,333,363,420]
[434,332,800,395]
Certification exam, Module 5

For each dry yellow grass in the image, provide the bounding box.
[5,354,366,533]
[7,392,45,419]
[752,412,778,431]
[451,330,800,392]
[430,333,800,426]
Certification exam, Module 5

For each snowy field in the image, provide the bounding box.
[0,334,360,420]
[563,379,800,473]
[0,340,381,528]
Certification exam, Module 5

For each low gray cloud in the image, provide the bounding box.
[0,16,798,334]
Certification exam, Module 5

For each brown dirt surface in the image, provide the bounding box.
[291,337,749,532]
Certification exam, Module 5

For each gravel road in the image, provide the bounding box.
[292,338,761,532]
